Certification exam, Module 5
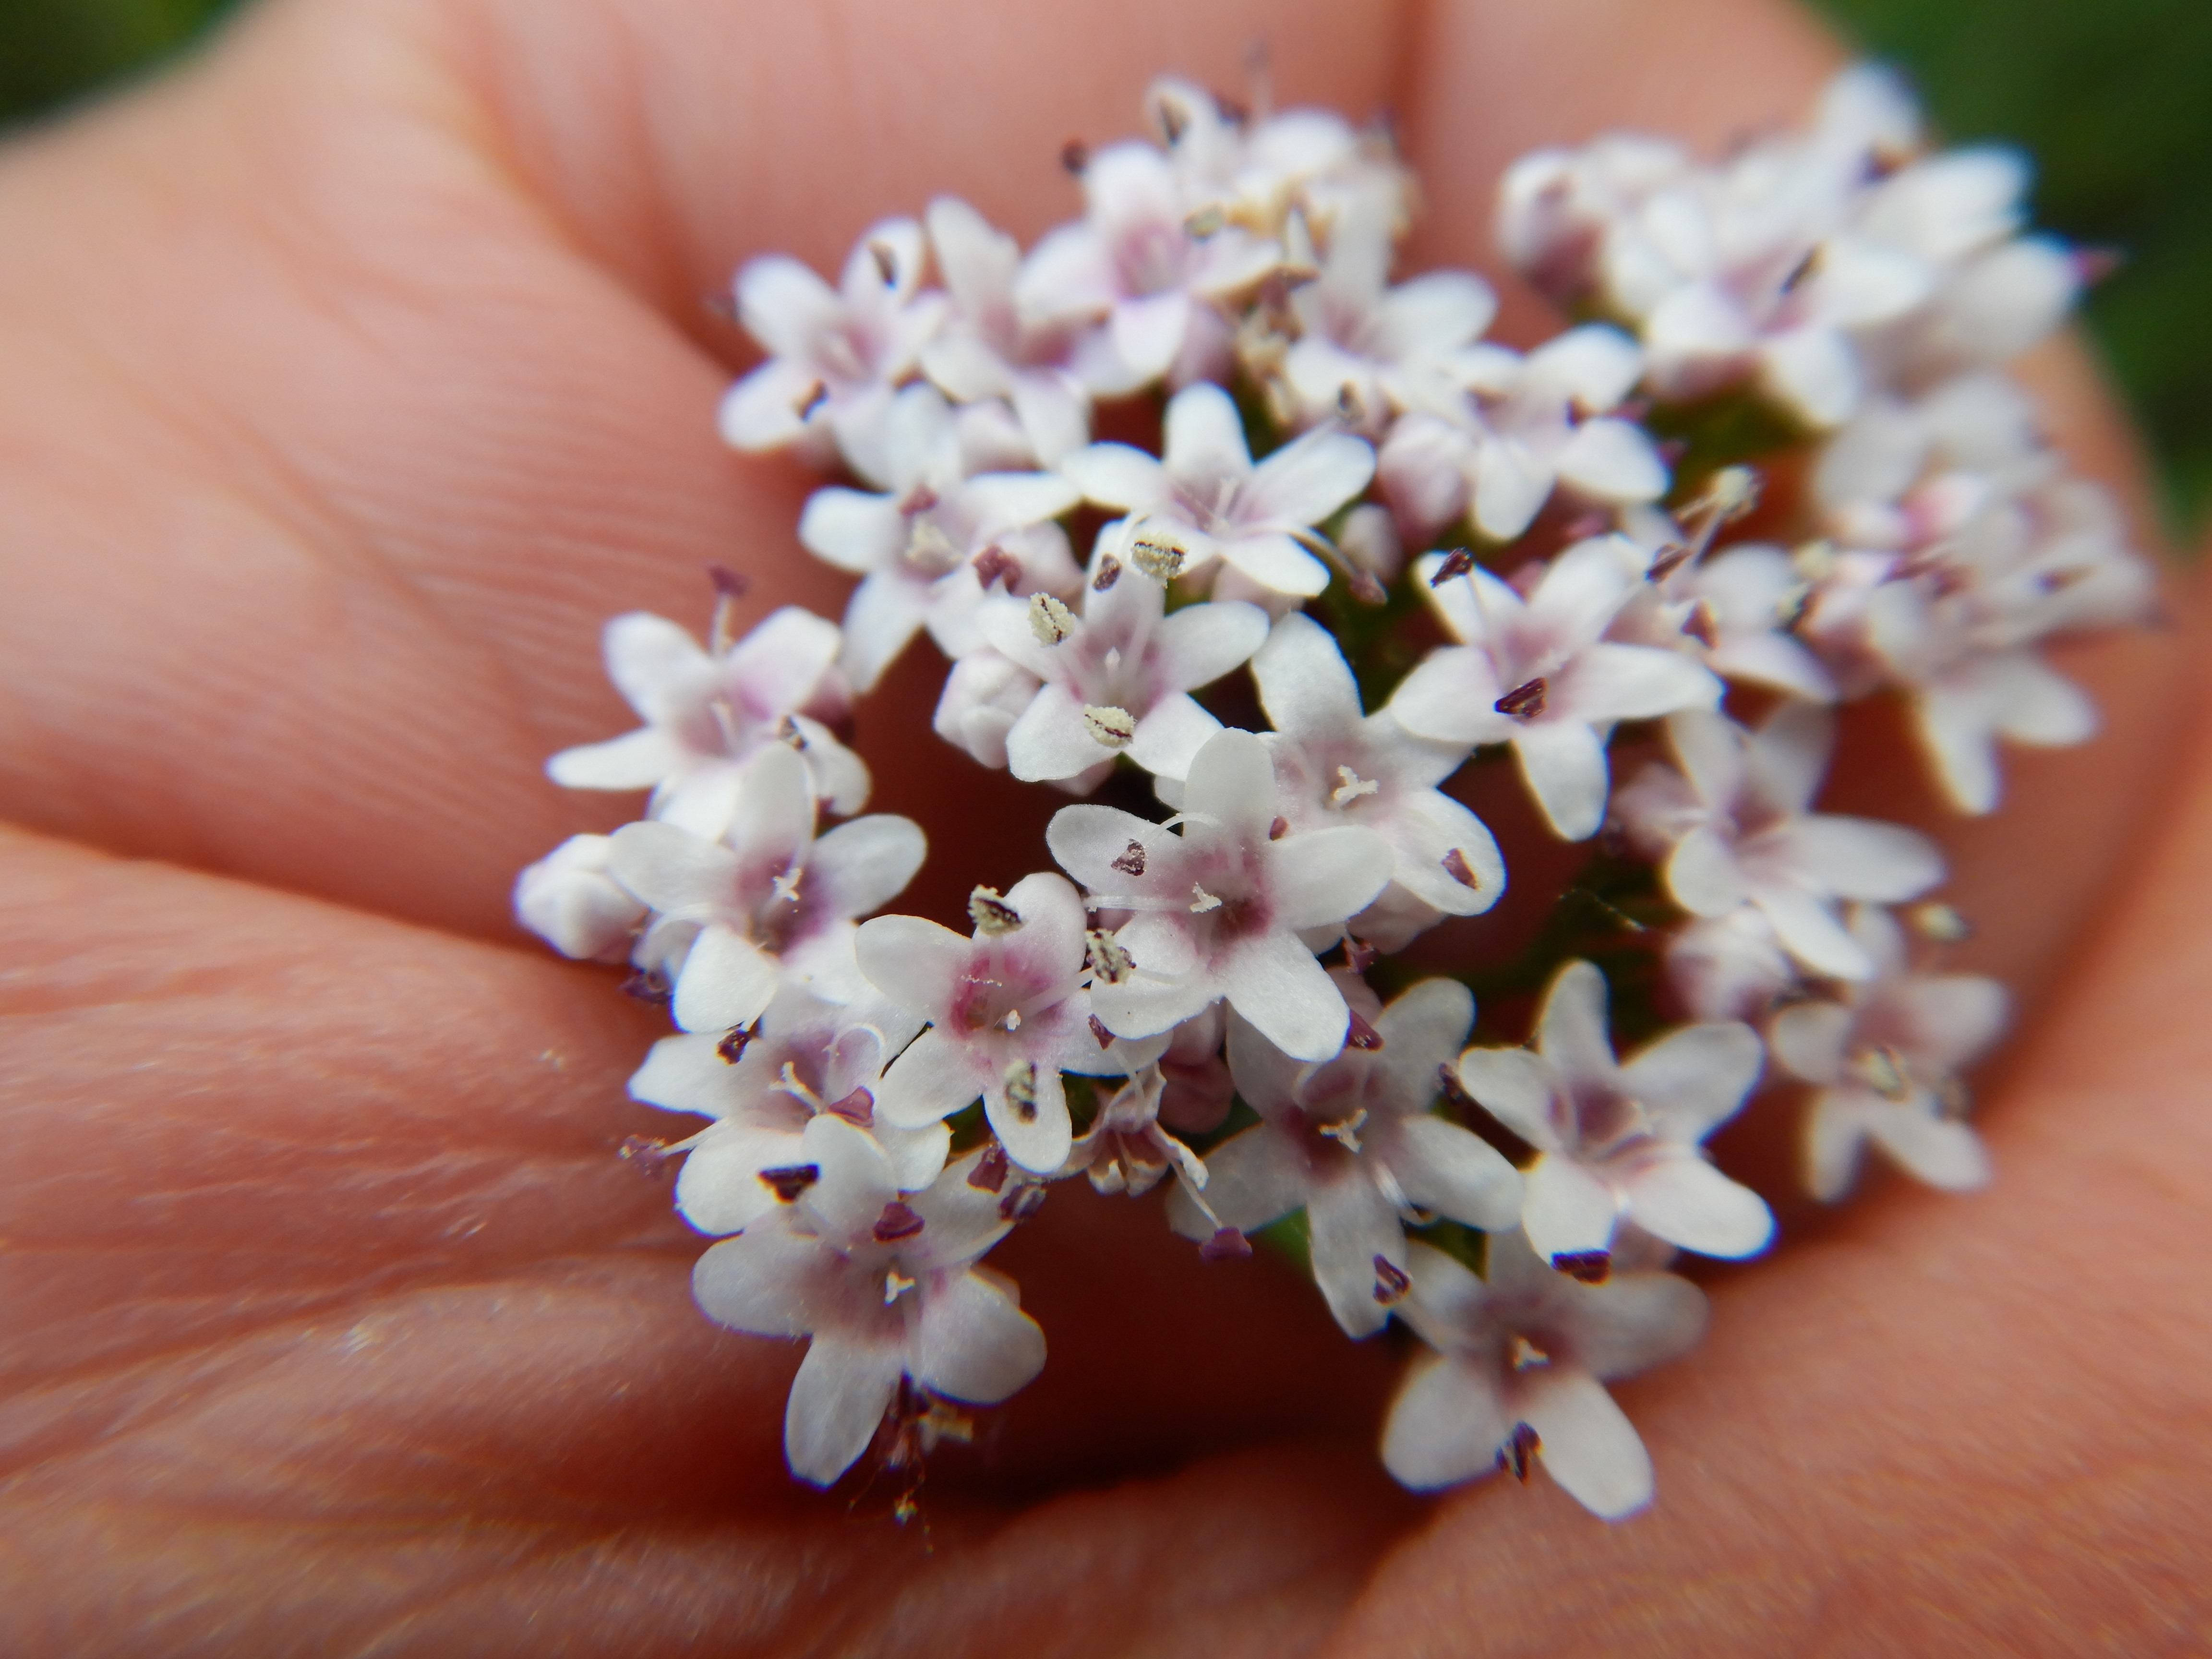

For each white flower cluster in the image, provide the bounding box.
[516,69,2151,1521]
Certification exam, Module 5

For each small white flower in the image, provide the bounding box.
[930,648,1043,770]
[547,607,867,834]
[1664,905,1798,1023]
[860,872,1142,1173]
[514,833,645,962]
[608,744,926,1032]
[1252,612,1502,942]
[1017,142,1282,394]
[798,384,1082,691]
[1060,381,1375,599]
[718,218,946,470]
[1380,1233,1707,1519]
[1389,539,1721,840]
[1768,905,2003,1199]
[628,981,944,1235]
[692,1125,1043,1487]
[1169,977,1522,1336]
[978,533,1270,787]
[1455,960,1772,1268]
[1613,706,1945,979]
[1063,1063,1209,1199]
[1048,727,1394,1062]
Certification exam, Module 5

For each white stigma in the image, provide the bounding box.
[1330,765,1381,807]
[1188,884,1224,914]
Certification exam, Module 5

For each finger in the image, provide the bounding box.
[0,0,1404,938]
[1322,602,2212,1656]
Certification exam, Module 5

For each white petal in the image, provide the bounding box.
[1623,1153,1774,1258]
[1219,931,1351,1064]
[674,1125,804,1236]
[1557,643,1720,723]
[1760,326,1860,429]
[1253,611,1363,737]
[1060,442,1171,511]
[607,820,737,917]
[1155,600,1272,693]
[691,1225,835,1338]
[1775,817,1943,902]
[1622,1022,1763,1142]
[1220,531,1331,597]
[1454,1047,1557,1149]
[1126,694,1225,781]
[1182,727,1279,838]
[673,926,783,1033]
[1007,684,1116,781]
[874,1026,986,1128]
[1246,430,1377,528]
[1272,826,1396,931]
[1307,1176,1408,1338]
[1381,1350,1511,1491]
[785,1336,904,1487]
[1387,647,1510,747]
[839,569,930,694]
[1555,418,1668,504]
[1512,721,1613,842]
[1380,789,1504,917]
[1045,804,1178,893]
[1392,1117,1523,1230]
[1520,1367,1655,1520]
[547,727,685,793]
[1162,380,1254,481]
[810,814,928,920]
[1521,1152,1621,1261]
[1871,1108,1992,1192]
[1767,1000,1851,1084]
[799,488,902,575]
[1471,439,1554,541]
[1665,827,1750,917]
[1756,886,1874,979]
[986,1062,1074,1175]
[915,1271,1047,1404]
[1169,1121,1311,1237]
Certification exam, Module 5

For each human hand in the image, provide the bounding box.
[0,0,2201,1650]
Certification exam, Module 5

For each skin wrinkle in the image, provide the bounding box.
[0,0,2201,1649]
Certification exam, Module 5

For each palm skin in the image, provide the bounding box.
[0,0,2204,1652]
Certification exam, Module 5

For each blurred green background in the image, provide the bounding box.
[3,0,2206,537]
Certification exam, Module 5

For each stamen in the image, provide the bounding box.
[1442,847,1482,890]
[1430,547,1476,586]
[1501,1421,1540,1481]
[972,545,1021,591]
[868,239,900,286]
[771,866,804,904]
[1185,204,1227,238]
[1371,1254,1411,1304]
[826,1087,877,1127]
[707,564,750,601]
[1083,704,1137,748]
[1851,1045,1913,1102]
[1090,1013,1116,1048]
[777,714,807,749]
[717,1025,755,1064]
[1647,541,1695,581]
[1909,902,1971,943]
[1346,1012,1384,1051]
[898,484,940,517]
[1188,884,1224,914]
[1551,1249,1611,1283]
[1004,1060,1041,1121]
[1029,592,1076,645]
[1330,765,1380,806]
[758,1163,820,1202]
[1199,1226,1253,1262]
[873,1201,926,1242]
[1000,1183,1048,1222]
[1494,677,1547,721]
[1682,597,1719,648]
[1437,1063,1476,1113]
[1130,535,1187,583]
[1086,929,1134,985]
[1269,815,1290,840]
[1779,245,1820,294]
[1344,935,1378,972]
[1319,1107,1368,1152]
[969,1145,1011,1192]
[620,967,672,1006]
[1060,138,1089,175]
[1092,554,1123,590]
[1110,840,1148,877]
[969,885,1025,935]
[1336,381,1366,425]
[796,381,830,421]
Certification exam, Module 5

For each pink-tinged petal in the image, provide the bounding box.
[1776,816,1944,902]
[1093,972,1216,1045]
[1624,1153,1774,1258]
[1454,1047,1557,1150]
[1373,979,1476,1084]
[608,821,740,918]
[1010,372,1092,468]
[855,916,973,1026]
[515,835,645,960]
[1903,975,2009,1069]
[692,1225,839,1339]
[1392,1117,1522,1230]
[1272,825,1396,931]
[1556,643,1721,724]
[1219,931,1351,1063]
[999,871,1090,977]
[1127,694,1224,781]
[1401,1236,1491,1337]
[1709,630,1840,703]
[1185,227,1284,297]
[1415,551,1523,647]
[1760,325,1860,428]
[600,612,712,722]
[627,1032,743,1120]
[673,926,783,1034]
[1223,1007,1306,1120]
[1252,611,1363,737]
[1530,535,1638,641]
[1512,720,1613,842]
[1521,1153,1621,1261]
[1526,325,1642,410]
[1805,1092,1872,1201]
[1156,600,1272,693]
[1015,222,1117,321]
[840,217,928,302]
[883,1121,953,1193]
[1372,271,1498,361]
[1987,652,2098,746]
[1046,804,1179,892]
[1555,418,1668,504]
[1220,531,1332,597]
[1182,727,1278,839]
[787,716,872,818]
[1621,1022,1764,1142]
[1111,291,1193,385]
[1247,430,1377,528]
[839,570,931,694]
[1308,1176,1408,1338]
[1007,683,1117,782]
[785,1336,905,1487]
[796,1114,901,1240]
[735,254,841,357]
[1646,282,1755,359]
[1169,1122,1312,1237]
[1379,415,1474,544]
[1387,648,1513,748]
[798,488,902,576]
[1060,442,1170,511]
[873,1025,986,1126]
[731,741,817,855]
[1756,885,1874,979]
[1664,826,1750,917]
[987,1063,1072,1175]
[547,727,685,792]
[1519,1366,1654,1520]
[926,195,1015,310]
[1162,381,1254,481]
[1747,700,1834,816]
[1768,1000,1851,1085]
[1565,1268,1709,1379]
[719,359,824,451]
[1471,439,1554,541]
[1870,1108,1992,1192]
[962,470,1083,531]
[1911,689,2002,815]
[1537,960,1615,1078]
[1941,238,2076,362]
[1381,1349,1512,1491]
[810,815,927,921]
[915,1271,1047,1404]
[674,1125,804,1236]
[729,606,843,708]
[1380,790,1504,917]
